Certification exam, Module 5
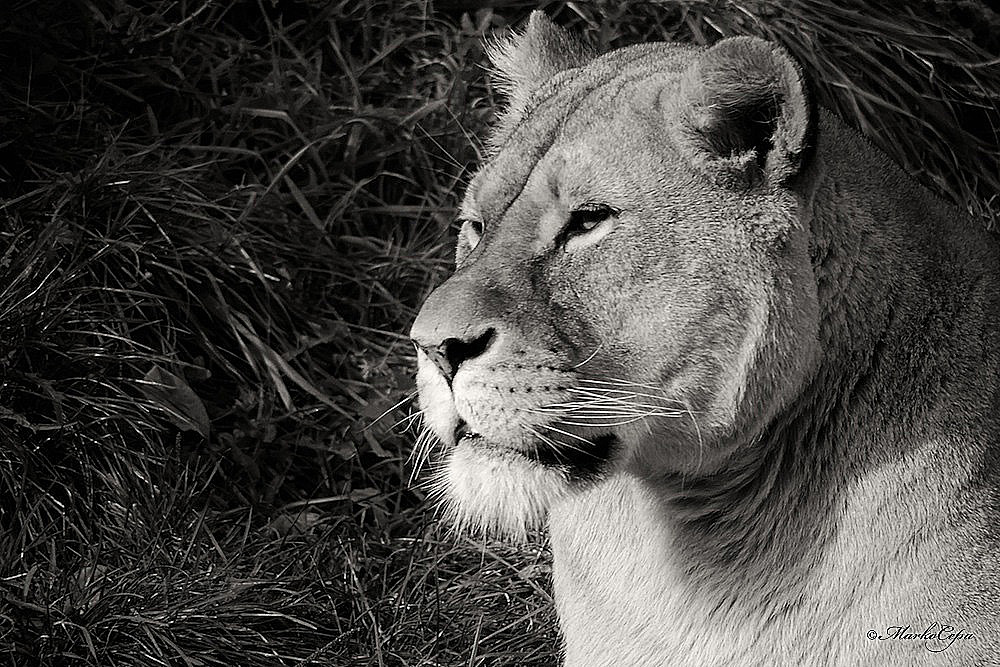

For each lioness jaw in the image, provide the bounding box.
[410,11,1000,666]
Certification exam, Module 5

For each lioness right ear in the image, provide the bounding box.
[672,36,812,190]
[487,11,596,115]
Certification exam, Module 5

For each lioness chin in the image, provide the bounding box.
[410,11,1000,666]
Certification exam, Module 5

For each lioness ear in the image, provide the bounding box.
[673,36,812,189]
[487,11,595,115]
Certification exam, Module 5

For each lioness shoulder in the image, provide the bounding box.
[411,11,1000,666]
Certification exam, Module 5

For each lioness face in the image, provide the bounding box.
[410,20,820,537]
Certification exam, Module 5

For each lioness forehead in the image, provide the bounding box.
[465,43,700,219]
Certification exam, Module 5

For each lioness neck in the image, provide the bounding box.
[548,112,1000,666]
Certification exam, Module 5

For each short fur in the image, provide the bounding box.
[410,12,1000,666]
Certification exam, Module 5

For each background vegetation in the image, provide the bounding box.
[0,1,996,665]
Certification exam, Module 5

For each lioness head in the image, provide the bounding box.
[410,12,821,538]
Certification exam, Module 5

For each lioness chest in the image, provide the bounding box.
[549,467,998,667]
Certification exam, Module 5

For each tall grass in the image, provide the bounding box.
[0,1,995,665]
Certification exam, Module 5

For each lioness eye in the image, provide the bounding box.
[461,218,484,249]
[565,204,618,238]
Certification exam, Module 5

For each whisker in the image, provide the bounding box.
[564,394,686,413]
[556,417,653,427]
[567,386,673,404]
[531,402,687,420]
[584,376,668,391]
[407,430,426,484]
[565,388,641,400]
[366,390,418,429]
[408,427,438,485]
[571,342,603,370]
[406,427,430,464]
[578,376,691,400]
[680,396,705,473]
[523,425,576,464]
[535,422,597,451]
[528,402,630,412]
[541,398,651,411]
[522,424,559,458]
[556,409,659,418]
[392,408,424,432]
[572,382,693,407]
[526,424,585,454]
[530,403,655,416]
[424,459,451,501]
[418,430,440,477]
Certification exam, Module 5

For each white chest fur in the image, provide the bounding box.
[547,468,992,667]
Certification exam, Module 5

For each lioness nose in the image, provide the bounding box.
[413,328,496,384]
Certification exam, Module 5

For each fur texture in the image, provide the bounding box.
[410,11,1000,666]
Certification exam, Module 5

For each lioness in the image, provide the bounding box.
[409,11,1000,666]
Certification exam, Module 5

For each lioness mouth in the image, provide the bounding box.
[456,421,615,476]
[454,420,479,444]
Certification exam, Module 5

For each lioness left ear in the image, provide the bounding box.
[672,36,812,190]
[487,11,596,116]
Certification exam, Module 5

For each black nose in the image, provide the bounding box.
[416,328,496,384]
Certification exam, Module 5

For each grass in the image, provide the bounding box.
[0,1,996,665]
